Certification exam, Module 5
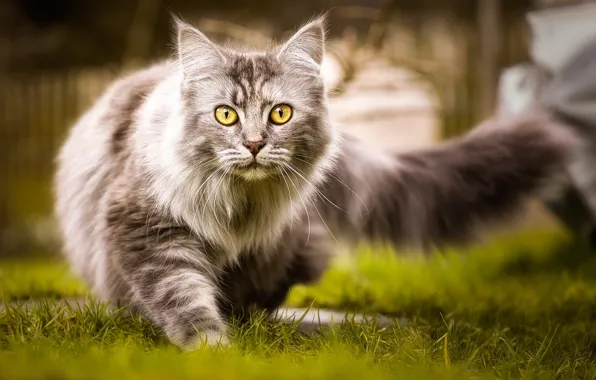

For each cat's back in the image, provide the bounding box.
[54,61,170,285]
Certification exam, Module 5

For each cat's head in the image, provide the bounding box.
[173,17,337,183]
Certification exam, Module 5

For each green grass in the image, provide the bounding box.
[0,259,87,301]
[3,229,596,379]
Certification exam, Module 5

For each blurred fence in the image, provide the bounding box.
[0,11,532,255]
[0,69,119,253]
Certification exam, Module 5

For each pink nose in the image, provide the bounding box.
[243,140,266,157]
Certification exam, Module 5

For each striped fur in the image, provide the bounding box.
[54,17,577,350]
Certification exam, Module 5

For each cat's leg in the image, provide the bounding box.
[219,220,332,319]
[109,242,227,350]
[105,198,227,350]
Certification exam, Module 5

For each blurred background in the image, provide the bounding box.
[0,0,588,258]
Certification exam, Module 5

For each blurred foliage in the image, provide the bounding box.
[0,0,537,73]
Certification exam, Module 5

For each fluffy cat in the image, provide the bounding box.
[54,16,577,350]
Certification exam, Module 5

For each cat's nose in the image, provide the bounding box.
[243,140,266,157]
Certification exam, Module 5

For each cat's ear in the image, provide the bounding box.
[278,16,326,72]
[175,19,225,80]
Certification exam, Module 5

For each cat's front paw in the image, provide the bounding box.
[179,329,230,351]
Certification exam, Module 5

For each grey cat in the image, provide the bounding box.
[54,16,578,351]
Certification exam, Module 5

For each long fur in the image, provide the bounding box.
[54,17,577,350]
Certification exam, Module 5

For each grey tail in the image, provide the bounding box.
[315,111,578,251]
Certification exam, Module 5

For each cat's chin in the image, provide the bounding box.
[235,166,271,182]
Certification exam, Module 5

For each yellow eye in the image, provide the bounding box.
[270,104,292,125]
[214,105,238,126]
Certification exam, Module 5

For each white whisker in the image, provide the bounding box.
[278,167,294,230]
[208,165,232,231]
[282,163,338,245]
[283,162,345,213]
[280,165,311,246]
[292,156,370,216]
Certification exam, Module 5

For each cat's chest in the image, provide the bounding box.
[196,193,291,257]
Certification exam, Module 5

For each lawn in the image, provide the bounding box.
[2,229,596,379]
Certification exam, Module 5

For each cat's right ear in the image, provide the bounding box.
[175,18,225,81]
[277,16,326,73]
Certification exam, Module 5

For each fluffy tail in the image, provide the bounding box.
[316,111,578,250]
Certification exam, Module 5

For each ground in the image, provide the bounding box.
[2,229,596,379]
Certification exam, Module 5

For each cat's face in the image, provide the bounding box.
[176,18,334,182]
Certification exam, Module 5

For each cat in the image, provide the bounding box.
[54,16,578,351]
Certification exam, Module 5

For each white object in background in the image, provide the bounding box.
[328,60,438,152]
[320,53,345,94]
[496,64,543,117]
[527,2,596,73]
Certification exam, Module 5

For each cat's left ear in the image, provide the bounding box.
[278,16,326,73]
[175,18,225,81]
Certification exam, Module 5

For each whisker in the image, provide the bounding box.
[282,162,346,213]
[196,166,225,207]
[281,165,311,246]
[202,164,230,218]
[193,165,228,227]
[282,163,338,245]
[278,167,295,230]
[292,156,370,216]
[208,165,232,231]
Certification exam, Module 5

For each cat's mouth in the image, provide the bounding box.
[221,154,288,181]
[234,158,263,170]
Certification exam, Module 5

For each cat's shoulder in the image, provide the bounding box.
[90,60,174,156]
